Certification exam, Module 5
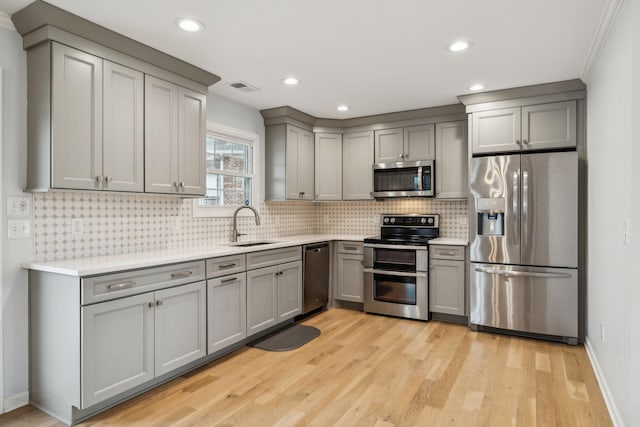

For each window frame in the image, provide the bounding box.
[192,121,260,218]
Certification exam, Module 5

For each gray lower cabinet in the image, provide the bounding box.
[335,241,364,302]
[429,245,466,316]
[81,280,206,407]
[207,273,247,354]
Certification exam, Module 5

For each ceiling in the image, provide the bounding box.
[1,0,607,119]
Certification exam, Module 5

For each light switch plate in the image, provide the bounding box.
[7,219,31,239]
[6,196,33,217]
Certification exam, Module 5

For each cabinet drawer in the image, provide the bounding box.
[82,261,206,305]
[337,241,363,254]
[430,245,465,261]
[206,254,246,278]
[247,246,302,270]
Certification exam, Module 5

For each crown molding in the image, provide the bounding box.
[0,11,16,31]
[581,0,624,84]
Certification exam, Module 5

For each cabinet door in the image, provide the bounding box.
[374,128,404,163]
[178,87,206,195]
[522,101,576,151]
[315,133,342,200]
[404,124,435,161]
[336,253,364,302]
[51,43,103,190]
[285,126,302,199]
[81,292,154,408]
[435,121,468,199]
[247,266,278,336]
[103,61,144,192]
[429,259,465,316]
[207,274,247,354]
[471,107,521,154]
[299,129,315,200]
[154,281,206,376]
[277,261,302,321]
[343,131,374,200]
[144,76,179,193]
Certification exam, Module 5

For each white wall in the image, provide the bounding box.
[0,26,31,410]
[585,0,638,425]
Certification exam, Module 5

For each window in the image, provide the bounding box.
[193,122,260,217]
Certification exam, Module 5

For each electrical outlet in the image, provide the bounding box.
[600,321,605,342]
[6,196,33,217]
[624,219,631,246]
[71,218,84,238]
[7,219,31,239]
[171,217,181,231]
[459,216,469,226]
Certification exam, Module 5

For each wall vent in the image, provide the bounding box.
[227,81,260,93]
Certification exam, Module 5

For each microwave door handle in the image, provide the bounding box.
[512,171,519,245]
[417,166,423,190]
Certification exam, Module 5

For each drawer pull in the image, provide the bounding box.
[343,246,358,251]
[220,277,239,284]
[219,263,237,269]
[171,271,193,278]
[438,251,457,256]
[107,281,135,290]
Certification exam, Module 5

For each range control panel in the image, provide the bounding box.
[380,214,439,228]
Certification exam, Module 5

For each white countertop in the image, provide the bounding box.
[428,238,468,246]
[22,234,368,277]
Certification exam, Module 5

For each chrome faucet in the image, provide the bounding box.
[232,205,261,242]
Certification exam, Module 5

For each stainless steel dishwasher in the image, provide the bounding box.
[303,243,330,314]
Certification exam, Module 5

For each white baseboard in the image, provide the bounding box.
[3,391,29,413]
[584,337,624,427]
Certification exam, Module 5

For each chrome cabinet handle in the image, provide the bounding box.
[156,300,163,306]
[516,139,521,145]
[398,153,403,159]
[474,267,572,279]
[180,182,185,188]
[220,277,239,284]
[171,271,193,279]
[343,246,358,251]
[438,251,457,256]
[218,263,237,269]
[522,139,529,145]
[148,302,154,308]
[107,281,135,290]
[96,176,103,182]
[105,176,112,182]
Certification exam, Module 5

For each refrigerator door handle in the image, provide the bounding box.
[474,266,573,279]
[522,170,529,246]
[512,171,519,245]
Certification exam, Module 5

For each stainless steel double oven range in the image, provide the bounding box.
[363,214,439,321]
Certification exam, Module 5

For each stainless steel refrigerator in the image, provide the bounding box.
[469,151,578,344]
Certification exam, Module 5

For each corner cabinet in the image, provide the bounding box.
[315,133,343,200]
[48,43,144,192]
[342,131,374,200]
[471,100,576,155]
[145,76,206,195]
[435,121,468,199]
[265,124,314,200]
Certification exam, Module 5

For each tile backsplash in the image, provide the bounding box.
[33,192,468,262]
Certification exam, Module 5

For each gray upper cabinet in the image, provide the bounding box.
[342,131,374,200]
[51,43,104,191]
[314,133,342,201]
[374,125,435,163]
[145,76,206,196]
[472,101,576,154]
[435,121,468,199]
[265,124,314,201]
[102,61,144,192]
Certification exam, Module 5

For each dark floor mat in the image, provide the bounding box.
[249,324,321,352]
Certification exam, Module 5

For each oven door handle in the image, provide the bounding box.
[364,243,427,251]
[363,268,427,278]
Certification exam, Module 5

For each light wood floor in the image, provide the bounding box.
[0,308,611,427]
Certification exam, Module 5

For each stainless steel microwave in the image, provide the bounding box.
[371,160,434,198]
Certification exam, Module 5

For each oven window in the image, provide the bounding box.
[373,274,417,305]
[373,249,416,271]
[374,167,420,192]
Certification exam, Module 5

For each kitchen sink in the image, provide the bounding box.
[226,240,277,247]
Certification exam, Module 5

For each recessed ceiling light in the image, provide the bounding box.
[469,83,485,91]
[449,40,470,52]
[337,105,350,112]
[176,18,204,32]
[283,77,300,86]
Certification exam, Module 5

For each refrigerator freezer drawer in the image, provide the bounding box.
[470,263,578,339]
